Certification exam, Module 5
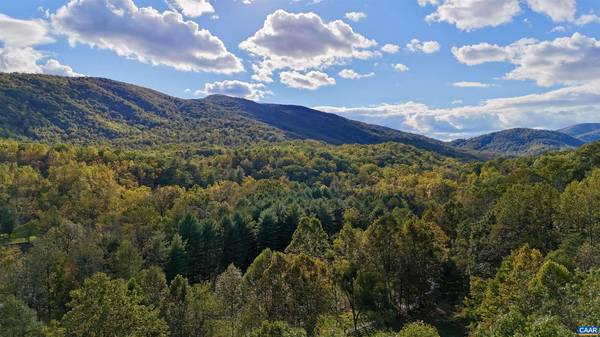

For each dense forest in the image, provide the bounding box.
[1,138,599,337]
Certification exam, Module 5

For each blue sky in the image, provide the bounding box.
[1,0,600,139]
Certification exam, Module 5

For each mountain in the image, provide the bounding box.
[449,128,584,156]
[558,123,600,143]
[0,73,472,158]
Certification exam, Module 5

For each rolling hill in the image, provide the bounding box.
[449,128,584,156]
[558,123,600,143]
[0,73,472,158]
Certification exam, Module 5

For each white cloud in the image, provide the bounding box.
[0,13,53,48]
[0,47,80,77]
[576,14,600,25]
[239,10,378,83]
[406,39,441,54]
[393,63,409,72]
[200,80,271,100]
[526,0,576,22]
[550,25,567,33]
[0,13,79,76]
[421,0,596,31]
[338,68,374,79]
[424,0,521,31]
[315,81,600,140]
[381,44,400,54]
[345,11,366,22]
[453,81,490,88]
[451,42,510,65]
[453,33,600,86]
[0,48,44,74]
[40,59,82,77]
[52,0,243,74]
[418,0,440,5]
[280,70,336,90]
[165,0,214,18]
[451,99,463,104]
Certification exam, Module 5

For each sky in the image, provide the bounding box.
[1,0,600,140]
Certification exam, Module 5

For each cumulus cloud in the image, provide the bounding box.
[0,13,53,47]
[0,47,80,77]
[393,63,409,72]
[345,12,366,22]
[406,39,441,54]
[316,81,600,139]
[40,59,82,77]
[453,33,600,86]
[165,0,214,18]
[526,0,576,22]
[576,14,600,25]
[0,13,80,76]
[52,0,243,74]
[0,48,44,73]
[338,68,374,79]
[453,81,490,87]
[381,44,400,54]
[199,80,271,100]
[239,10,378,84]
[280,70,336,90]
[421,0,596,31]
[423,0,521,31]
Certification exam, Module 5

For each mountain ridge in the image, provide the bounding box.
[449,128,585,156]
[558,123,600,143]
[0,73,474,159]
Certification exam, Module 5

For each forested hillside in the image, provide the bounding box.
[450,128,584,156]
[559,123,600,143]
[1,137,599,337]
[0,74,470,158]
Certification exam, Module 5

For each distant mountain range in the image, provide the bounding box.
[0,74,471,159]
[449,125,600,156]
[559,123,600,143]
[0,73,598,159]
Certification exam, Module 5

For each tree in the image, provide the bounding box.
[491,183,559,256]
[109,240,143,280]
[183,283,220,337]
[0,206,14,234]
[242,250,336,334]
[568,269,600,327]
[524,316,574,337]
[397,321,440,337]
[528,260,572,316]
[363,211,448,320]
[162,275,219,337]
[557,169,600,243]
[331,224,373,333]
[135,267,168,308]
[465,246,544,333]
[61,273,168,337]
[166,234,186,281]
[249,321,307,337]
[216,264,243,337]
[285,216,330,259]
[0,294,43,337]
[19,240,75,321]
[164,275,188,337]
